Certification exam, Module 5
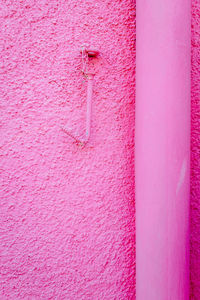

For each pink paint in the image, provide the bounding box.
[62,48,99,145]
[63,49,92,145]
[190,0,200,298]
[85,74,93,141]
[0,0,200,298]
[0,1,135,299]
[63,73,94,145]
[135,0,190,299]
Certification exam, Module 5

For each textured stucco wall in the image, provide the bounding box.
[0,1,135,299]
[1,0,200,299]
[190,0,200,299]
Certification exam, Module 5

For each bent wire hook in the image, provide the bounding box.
[63,48,99,146]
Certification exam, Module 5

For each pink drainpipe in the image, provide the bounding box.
[135,0,190,299]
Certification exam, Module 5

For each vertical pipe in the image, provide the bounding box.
[86,74,93,141]
[135,1,190,299]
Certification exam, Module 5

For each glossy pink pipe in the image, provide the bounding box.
[135,1,190,299]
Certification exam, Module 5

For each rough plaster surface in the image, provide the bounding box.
[1,0,200,299]
[190,0,200,299]
[0,0,136,299]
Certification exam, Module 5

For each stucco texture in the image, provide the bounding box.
[1,0,200,299]
[0,0,135,299]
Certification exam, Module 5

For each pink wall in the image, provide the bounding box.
[190,0,200,298]
[0,0,200,299]
[0,1,135,299]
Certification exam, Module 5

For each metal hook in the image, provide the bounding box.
[62,48,99,146]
